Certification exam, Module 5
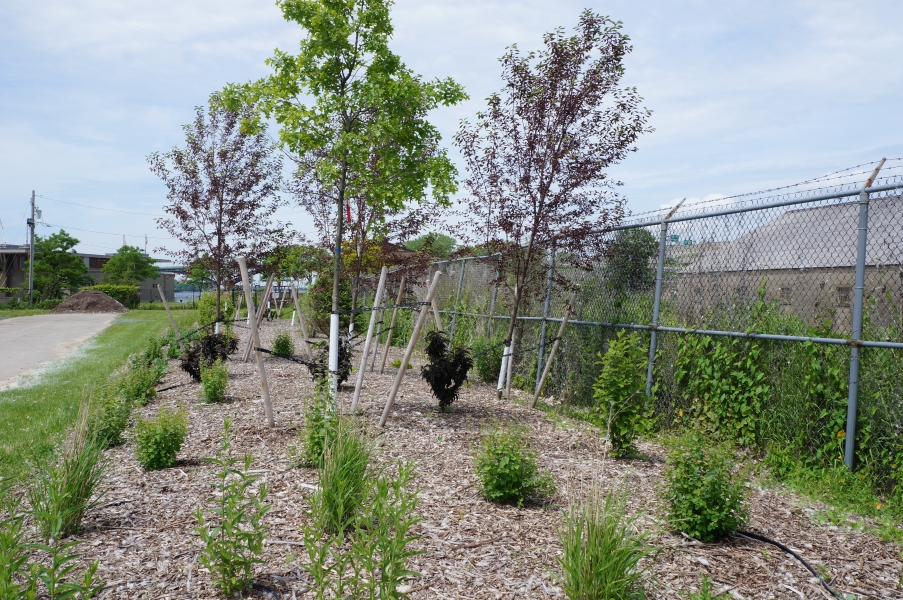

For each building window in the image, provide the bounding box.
[89,257,109,269]
[779,287,792,305]
[836,286,852,306]
[10,255,25,270]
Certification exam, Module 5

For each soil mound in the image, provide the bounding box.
[50,290,128,314]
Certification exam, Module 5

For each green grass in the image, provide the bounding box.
[0,309,50,319]
[0,311,191,478]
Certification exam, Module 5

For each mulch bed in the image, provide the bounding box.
[74,320,902,599]
[50,290,128,314]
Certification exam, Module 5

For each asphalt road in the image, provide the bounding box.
[0,313,118,389]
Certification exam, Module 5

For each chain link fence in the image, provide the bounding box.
[429,165,903,495]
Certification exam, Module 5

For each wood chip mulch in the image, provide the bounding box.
[68,321,902,599]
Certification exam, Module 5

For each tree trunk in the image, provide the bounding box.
[497,232,538,399]
[329,159,348,397]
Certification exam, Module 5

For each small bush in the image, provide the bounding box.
[200,359,229,403]
[84,284,139,309]
[309,335,352,386]
[196,291,233,328]
[314,418,372,535]
[474,425,555,506]
[181,333,238,382]
[472,337,503,383]
[28,402,107,539]
[33,298,62,310]
[663,432,748,542]
[558,487,650,600]
[88,386,132,448]
[293,383,335,468]
[421,331,473,412]
[134,406,188,471]
[272,331,295,357]
[116,358,166,407]
[390,358,412,369]
[592,331,652,457]
[196,419,269,596]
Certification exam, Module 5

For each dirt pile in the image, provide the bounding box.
[50,290,128,314]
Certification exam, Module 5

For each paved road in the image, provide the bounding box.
[0,313,119,389]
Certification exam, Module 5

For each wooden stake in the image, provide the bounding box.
[238,257,274,428]
[531,292,576,408]
[350,267,388,414]
[379,275,405,374]
[431,297,444,332]
[379,272,442,427]
[290,285,314,360]
[233,294,243,322]
[504,333,516,401]
[368,304,384,371]
[242,274,274,362]
[156,284,185,354]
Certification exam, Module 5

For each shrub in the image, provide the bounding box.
[88,386,132,448]
[33,298,62,310]
[200,359,229,403]
[293,383,335,468]
[592,331,652,457]
[309,335,352,386]
[663,431,748,542]
[181,333,238,382]
[421,331,473,412]
[196,419,269,596]
[272,331,295,357]
[390,359,411,369]
[28,402,107,539]
[472,337,503,384]
[116,358,166,407]
[134,406,188,471]
[314,418,372,535]
[474,425,555,506]
[196,291,233,328]
[84,284,139,309]
[558,487,650,600]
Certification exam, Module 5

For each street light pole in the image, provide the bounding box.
[28,190,35,307]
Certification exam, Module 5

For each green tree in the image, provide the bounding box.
[606,229,658,292]
[102,245,160,285]
[223,0,466,391]
[406,232,456,258]
[30,230,93,300]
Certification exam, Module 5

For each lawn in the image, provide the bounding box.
[0,308,50,319]
[0,310,192,478]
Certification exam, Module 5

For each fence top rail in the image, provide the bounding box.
[609,182,903,231]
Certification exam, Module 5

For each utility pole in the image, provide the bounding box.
[27,190,35,307]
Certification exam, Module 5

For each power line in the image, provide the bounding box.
[42,223,175,240]
[37,194,165,217]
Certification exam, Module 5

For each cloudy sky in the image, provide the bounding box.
[1,0,902,256]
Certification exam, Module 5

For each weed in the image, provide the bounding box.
[473,425,555,507]
[195,419,269,596]
[0,481,38,598]
[472,336,503,384]
[200,359,229,403]
[28,401,107,539]
[558,486,650,600]
[421,331,473,412]
[134,405,188,471]
[391,359,412,369]
[681,574,726,599]
[272,331,295,357]
[592,331,652,457]
[663,431,748,542]
[313,418,372,535]
[292,383,335,468]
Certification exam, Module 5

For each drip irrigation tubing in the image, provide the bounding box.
[734,530,844,599]
[332,301,429,315]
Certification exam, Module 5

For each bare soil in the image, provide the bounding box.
[50,290,128,314]
[72,321,902,599]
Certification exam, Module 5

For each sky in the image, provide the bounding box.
[1,0,902,259]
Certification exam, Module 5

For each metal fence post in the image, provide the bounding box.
[646,199,684,397]
[449,258,467,340]
[646,223,668,397]
[535,248,555,394]
[844,159,885,470]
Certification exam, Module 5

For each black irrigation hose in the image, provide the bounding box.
[734,530,845,599]
[251,582,281,600]
[332,301,429,315]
